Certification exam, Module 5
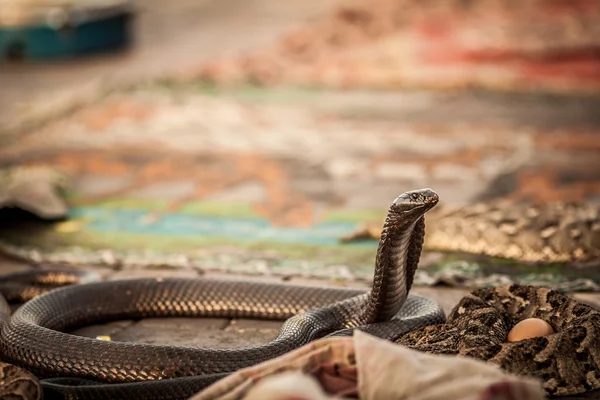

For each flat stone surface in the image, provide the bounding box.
[74,320,136,339]
[106,318,231,348]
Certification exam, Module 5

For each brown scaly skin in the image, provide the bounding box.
[342,202,600,264]
[397,284,600,396]
[0,296,41,400]
[0,362,41,400]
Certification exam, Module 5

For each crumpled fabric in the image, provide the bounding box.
[190,337,357,400]
[190,331,545,400]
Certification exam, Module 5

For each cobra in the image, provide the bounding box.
[0,188,444,400]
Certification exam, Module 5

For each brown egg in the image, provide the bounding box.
[507,318,555,342]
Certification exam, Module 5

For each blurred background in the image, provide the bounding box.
[0,0,599,289]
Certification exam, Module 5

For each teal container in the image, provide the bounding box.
[0,5,133,60]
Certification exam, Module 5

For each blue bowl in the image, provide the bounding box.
[0,3,133,60]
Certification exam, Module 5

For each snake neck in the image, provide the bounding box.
[365,214,426,324]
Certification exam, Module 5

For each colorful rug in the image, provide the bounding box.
[1,87,599,292]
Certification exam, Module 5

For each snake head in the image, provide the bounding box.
[391,188,439,216]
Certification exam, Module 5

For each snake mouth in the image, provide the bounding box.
[392,188,439,213]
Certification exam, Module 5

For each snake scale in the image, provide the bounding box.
[0,189,445,400]
[1,188,599,399]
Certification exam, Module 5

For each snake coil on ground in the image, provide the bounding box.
[0,188,445,400]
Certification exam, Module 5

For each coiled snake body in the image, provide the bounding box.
[0,189,445,399]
